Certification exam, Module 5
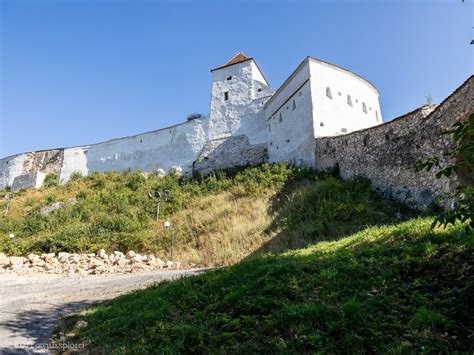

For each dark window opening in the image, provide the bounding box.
[347,95,353,106]
[292,100,296,111]
[226,76,232,81]
[286,139,290,143]
[362,102,368,114]
[257,88,262,92]
[320,122,324,127]
[326,87,333,99]
[341,128,347,133]
[224,92,229,101]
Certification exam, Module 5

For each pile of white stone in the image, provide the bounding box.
[0,249,181,277]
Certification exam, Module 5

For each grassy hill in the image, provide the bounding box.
[58,218,473,353]
[0,164,411,266]
[2,164,472,352]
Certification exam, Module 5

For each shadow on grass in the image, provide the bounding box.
[250,174,421,256]
[57,219,473,353]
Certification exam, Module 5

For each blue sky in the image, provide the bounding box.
[0,0,472,158]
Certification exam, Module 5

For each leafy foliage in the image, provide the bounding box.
[417,113,474,233]
[43,172,59,188]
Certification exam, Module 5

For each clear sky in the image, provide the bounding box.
[0,0,472,158]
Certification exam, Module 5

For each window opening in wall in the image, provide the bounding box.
[257,88,262,92]
[355,99,359,103]
[369,107,372,111]
[341,128,347,133]
[292,100,296,111]
[299,92,302,96]
[326,87,333,99]
[268,124,271,132]
[320,122,324,127]
[347,95,352,106]
[376,111,380,122]
[338,92,342,96]
[362,102,368,114]
[226,76,232,81]
[279,113,283,123]
[224,92,229,101]
[286,139,290,143]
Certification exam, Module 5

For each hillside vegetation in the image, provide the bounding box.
[0,164,411,266]
[59,218,473,353]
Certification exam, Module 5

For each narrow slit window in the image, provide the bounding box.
[326,87,333,99]
[279,113,283,123]
[347,95,353,106]
[375,111,380,122]
[292,100,296,111]
[362,102,367,114]
[224,92,229,101]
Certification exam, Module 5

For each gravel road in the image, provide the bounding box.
[0,269,207,354]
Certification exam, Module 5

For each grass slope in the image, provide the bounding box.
[60,218,473,353]
[0,165,410,266]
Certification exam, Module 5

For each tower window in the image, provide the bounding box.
[279,113,283,123]
[362,102,367,114]
[320,122,324,127]
[257,88,262,92]
[226,76,232,81]
[326,87,333,99]
[224,92,229,101]
[347,95,353,107]
[376,111,380,122]
[292,100,296,111]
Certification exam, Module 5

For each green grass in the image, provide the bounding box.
[0,165,411,266]
[59,218,473,353]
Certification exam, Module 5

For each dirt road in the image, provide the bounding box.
[0,269,207,354]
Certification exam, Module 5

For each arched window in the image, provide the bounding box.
[347,95,352,107]
[362,102,367,114]
[326,87,332,99]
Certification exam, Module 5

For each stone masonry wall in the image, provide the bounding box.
[314,76,473,209]
[193,135,268,176]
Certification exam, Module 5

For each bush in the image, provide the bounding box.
[43,173,59,188]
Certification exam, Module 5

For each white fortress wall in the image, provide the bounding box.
[309,58,382,137]
[265,59,316,167]
[0,153,28,188]
[59,117,210,181]
[208,59,272,144]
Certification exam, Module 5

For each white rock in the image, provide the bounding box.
[126,251,136,259]
[96,249,107,259]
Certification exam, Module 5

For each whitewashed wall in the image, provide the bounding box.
[264,60,316,167]
[59,118,209,181]
[309,58,382,137]
[208,59,273,145]
[0,153,28,188]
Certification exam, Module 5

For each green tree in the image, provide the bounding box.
[417,113,474,233]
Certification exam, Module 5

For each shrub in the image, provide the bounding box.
[43,173,59,188]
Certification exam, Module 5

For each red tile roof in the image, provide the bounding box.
[211,52,253,71]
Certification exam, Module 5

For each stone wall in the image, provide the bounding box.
[193,135,267,176]
[314,76,473,208]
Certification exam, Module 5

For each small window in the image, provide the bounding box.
[376,111,380,122]
[257,88,262,92]
[326,87,332,99]
[299,92,302,96]
[279,113,283,123]
[320,122,324,127]
[292,100,296,111]
[341,128,347,133]
[224,92,229,101]
[226,76,232,81]
[268,124,271,132]
[338,91,342,96]
[362,102,367,114]
[347,95,352,107]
